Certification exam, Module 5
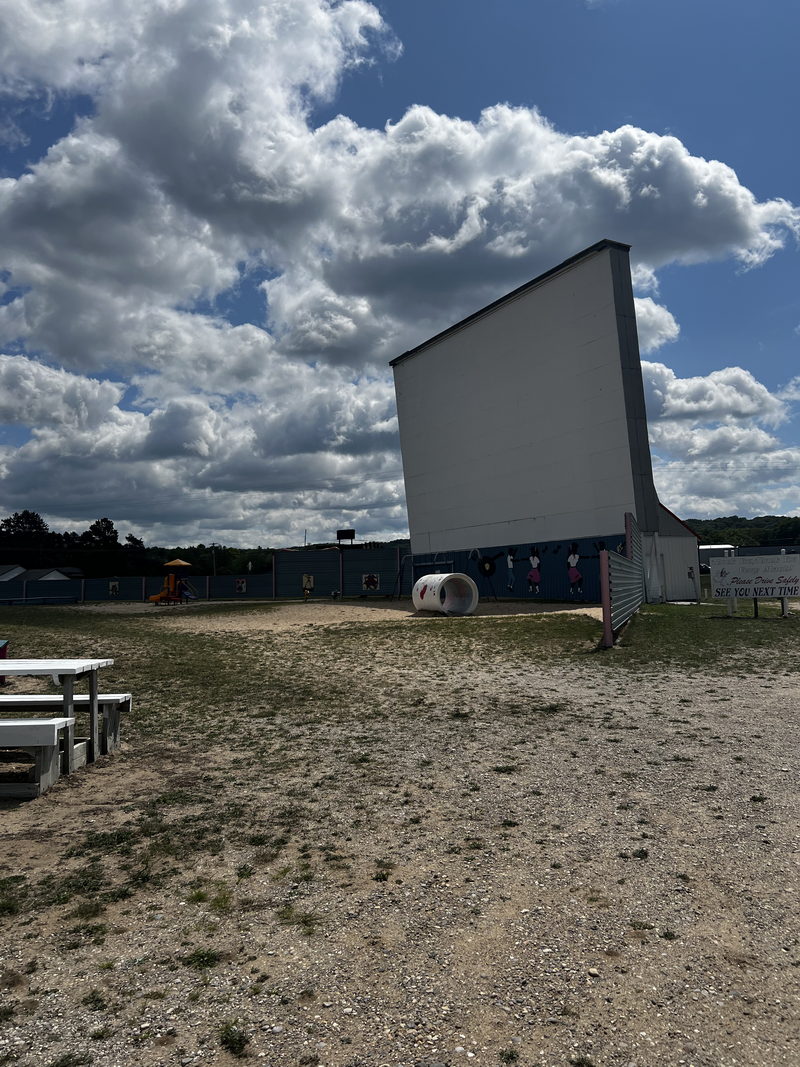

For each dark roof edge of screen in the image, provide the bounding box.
[389,238,631,368]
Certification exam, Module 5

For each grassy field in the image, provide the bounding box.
[0,598,798,1066]
[1,598,798,917]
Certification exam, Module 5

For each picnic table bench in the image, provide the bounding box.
[0,693,131,755]
[0,658,125,798]
[0,717,76,798]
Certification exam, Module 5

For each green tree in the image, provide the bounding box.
[0,510,50,543]
[81,517,121,548]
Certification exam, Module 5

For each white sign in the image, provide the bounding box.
[711,555,800,599]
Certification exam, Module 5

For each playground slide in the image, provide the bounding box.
[149,582,198,603]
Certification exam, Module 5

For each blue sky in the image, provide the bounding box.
[0,0,797,546]
[331,0,798,391]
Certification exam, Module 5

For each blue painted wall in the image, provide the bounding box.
[273,544,413,598]
[412,532,625,604]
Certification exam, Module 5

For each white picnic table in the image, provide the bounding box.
[0,658,113,768]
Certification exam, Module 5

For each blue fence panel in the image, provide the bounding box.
[0,580,25,603]
[341,546,404,597]
[83,578,112,601]
[107,577,148,601]
[22,579,81,604]
[202,574,272,599]
[272,545,412,599]
[274,550,341,599]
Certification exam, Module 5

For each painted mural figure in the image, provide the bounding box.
[506,548,519,591]
[527,546,542,594]
[567,543,583,599]
[469,549,504,579]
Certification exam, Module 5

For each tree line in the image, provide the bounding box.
[3,509,797,577]
[0,511,273,577]
[686,514,800,548]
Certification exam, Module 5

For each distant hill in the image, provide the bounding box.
[684,515,800,548]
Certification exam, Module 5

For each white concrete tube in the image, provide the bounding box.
[412,573,479,615]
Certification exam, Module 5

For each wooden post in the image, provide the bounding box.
[726,549,736,616]
[599,550,614,648]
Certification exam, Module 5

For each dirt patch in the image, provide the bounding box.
[0,600,797,1067]
[74,597,603,629]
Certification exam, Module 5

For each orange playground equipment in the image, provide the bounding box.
[149,559,197,605]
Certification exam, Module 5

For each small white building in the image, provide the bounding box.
[698,544,736,567]
[644,506,701,601]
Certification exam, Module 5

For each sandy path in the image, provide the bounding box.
[75,597,604,631]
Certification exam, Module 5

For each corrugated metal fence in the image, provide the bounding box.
[599,513,646,647]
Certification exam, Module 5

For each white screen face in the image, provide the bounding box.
[394,246,652,554]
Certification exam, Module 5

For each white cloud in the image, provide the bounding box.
[643,362,786,424]
[634,298,679,353]
[643,361,800,518]
[0,1,797,541]
[0,345,403,545]
[779,376,800,402]
[0,354,127,430]
[631,263,660,293]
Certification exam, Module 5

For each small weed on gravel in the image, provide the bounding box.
[218,1019,249,1057]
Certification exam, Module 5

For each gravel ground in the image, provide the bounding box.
[0,599,798,1067]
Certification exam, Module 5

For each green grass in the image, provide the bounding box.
[612,601,800,671]
[218,1019,249,1057]
[2,593,797,1067]
[6,598,793,697]
[2,596,797,930]
[182,948,223,970]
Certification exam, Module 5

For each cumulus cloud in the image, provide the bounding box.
[0,0,797,542]
[779,376,800,402]
[643,361,800,518]
[0,355,125,430]
[643,362,786,425]
[0,345,402,544]
[634,298,679,354]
